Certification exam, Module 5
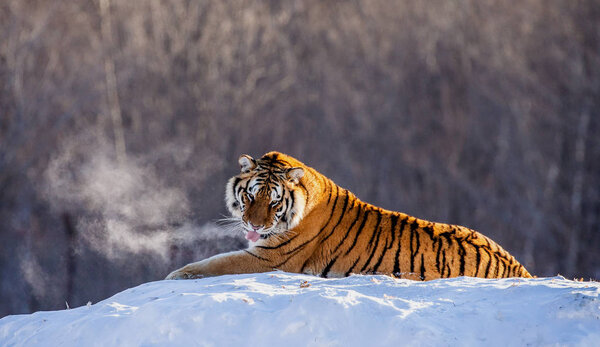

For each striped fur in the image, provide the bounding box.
[166,151,532,280]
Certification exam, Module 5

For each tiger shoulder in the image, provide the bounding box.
[166,151,532,280]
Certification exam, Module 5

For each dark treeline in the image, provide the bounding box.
[1,0,599,317]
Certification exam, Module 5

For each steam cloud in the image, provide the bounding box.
[43,135,241,262]
[20,254,56,300]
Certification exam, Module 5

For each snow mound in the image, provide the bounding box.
[1,272,599,346]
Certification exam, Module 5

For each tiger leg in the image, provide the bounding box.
[165,250,273,279]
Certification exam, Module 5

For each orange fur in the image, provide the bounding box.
[166,151,532,280]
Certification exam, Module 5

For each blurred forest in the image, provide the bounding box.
[1,0,599,317]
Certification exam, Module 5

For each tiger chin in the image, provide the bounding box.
[165,151,532,280]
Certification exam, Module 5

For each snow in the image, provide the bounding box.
[1,272,599,346]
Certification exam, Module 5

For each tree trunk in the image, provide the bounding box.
[99,0,126,164]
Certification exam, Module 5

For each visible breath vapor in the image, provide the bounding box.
[43,135,242,263]
[20,253,56,300]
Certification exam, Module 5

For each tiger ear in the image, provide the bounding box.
[238,155,256,173]
[286,167,304,184]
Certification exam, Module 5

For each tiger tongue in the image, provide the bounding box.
[246,230,261,242]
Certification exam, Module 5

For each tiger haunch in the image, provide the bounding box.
[165,151,532,280]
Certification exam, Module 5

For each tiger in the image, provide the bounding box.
[166,151,532,280]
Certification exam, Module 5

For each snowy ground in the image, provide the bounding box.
[1,272,599,346]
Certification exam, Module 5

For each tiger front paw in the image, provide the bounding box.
[165,268,204,280]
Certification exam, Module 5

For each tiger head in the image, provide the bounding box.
[225,152,307,242]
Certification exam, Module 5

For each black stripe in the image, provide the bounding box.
[327,185,340,222]
[474,247,481,277]
[412,231,420,274]
[273,254,296,269]
[435,237,442,274]
[321,255,339,278]
[497,259,504,278]
[283,234,317,255]
[440,232,453,246]
[232,177,241,195]
[298,182,309,203]
[393,217,407,275]
[344,208,371,256]
[300,257,311,274]
[440,232,453,277]
[273,239,314,269]
[420,253,426,280]
[321,190,350,244]
[361,221,383,272]
[409,221,420,273]
[484,236,492,250]
[244,250,269,262]
[409,224,414,273]
[423,225,435,241]
[256,234,299,249]
[326,180,333,205]
[440,249,447,277]
[235,180,245,197]
[372,240,388,274]
[499,260,506,278]
[388,214,399,250]
[493,255,499,277]
[484,252,492,278]
[332,203,362,254]
[344,257,361,277]
[367,210,383,248]
[458,241,466,276]
[288,191,295,218]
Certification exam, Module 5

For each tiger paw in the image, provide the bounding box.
[165,269,204,280]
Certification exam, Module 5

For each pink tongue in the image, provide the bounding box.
[246,229,261,242]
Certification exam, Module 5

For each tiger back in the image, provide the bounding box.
[166,151,532,280]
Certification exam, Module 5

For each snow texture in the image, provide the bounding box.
[1,272,599,346]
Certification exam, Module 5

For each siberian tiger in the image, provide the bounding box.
[166,151,532,280]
